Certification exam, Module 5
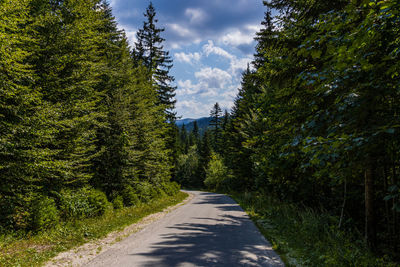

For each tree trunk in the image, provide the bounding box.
[365,165,376,250]
[392,147,398,253]
[338,179,347,229]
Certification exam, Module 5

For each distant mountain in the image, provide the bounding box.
[176,117,213,135]
[175,118,196,126]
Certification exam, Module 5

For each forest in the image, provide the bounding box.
[1,0,400,265]
[0,0,180,233]
[174,0,400,264]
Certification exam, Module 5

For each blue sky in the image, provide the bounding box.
[109,0,265,118]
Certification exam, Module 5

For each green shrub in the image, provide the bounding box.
[0,196,17,230]
[204,153,232,191]
[161,182,180,196]
[57,188,92,219]
[57,187,110,219]
[86,189,109,217]
[135,182,153,203]
[112,196,124,209]
[0,193,60,231]
[153,187,166,199]
[121,185,139,207]
[171,182,181,194]
[31,196,59,231]
[234,192,397,267]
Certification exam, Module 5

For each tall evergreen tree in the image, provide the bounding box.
[134,2,176,121]
[28,0,104,191]
[0,0,55,227]
[209,102,222,151]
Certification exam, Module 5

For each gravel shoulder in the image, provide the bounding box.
[45,193,193,267]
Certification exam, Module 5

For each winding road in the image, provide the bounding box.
[86,191,284,267]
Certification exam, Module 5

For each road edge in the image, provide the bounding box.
[45,192,193,267]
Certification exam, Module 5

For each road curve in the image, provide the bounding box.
[87,191,284,267]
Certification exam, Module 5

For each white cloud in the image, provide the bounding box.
[220,30,253,46]
[168,23,194,38]
[203,40,235,60]
[219,24,261,47]
[176,66,233,98]
[167,23,202,49]
[176,80,200,95]
[245,24,262,33]
[229,56,252,76]
[185,8,207,24]
[202,40,251,77]
[174,52,201,64]
[176,100,211,118]
[195,67,232,90]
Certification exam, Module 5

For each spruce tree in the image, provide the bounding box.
[0,0,52,227]
[209,102,222,151]
[134,2,177,182]
[28,0,104,191]
[134,2,176,121]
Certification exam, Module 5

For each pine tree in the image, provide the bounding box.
[134,2,176,121]
[134,2,177,183]
[0,0,53,228]
[28,0,105,191]
[198,130,212,185]
[192,121,200,146]
[209,102,222,151]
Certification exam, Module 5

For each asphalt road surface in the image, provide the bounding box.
[87,191,284,267]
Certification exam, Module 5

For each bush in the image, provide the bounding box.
[86,189,109,217]
[57,187,110,219]
[121,185,139,207]
[112,195,124,209]
[0,196,17,230]
[135,182,153,203]
[0,193,60,231]
[31,196,59,231]
[175,146,199,187]
[162,182,180,196]
[153,186,166,199]
[204,153,232,191]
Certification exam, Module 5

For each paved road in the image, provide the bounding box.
[87,191,284,267]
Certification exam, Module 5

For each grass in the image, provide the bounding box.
[231,191,397,267]
[0,191,188,267]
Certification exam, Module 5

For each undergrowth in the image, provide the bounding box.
[231,191,397,267]
[0,191,188,267]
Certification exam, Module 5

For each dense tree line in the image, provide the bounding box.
[0,0,179,232]
[176,0,400,259]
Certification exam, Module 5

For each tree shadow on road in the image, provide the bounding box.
[129,192,283,267]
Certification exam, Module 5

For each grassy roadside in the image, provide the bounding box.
[0,191,188,267]
[231,192,396,267]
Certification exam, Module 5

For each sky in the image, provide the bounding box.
[109,0,266,118]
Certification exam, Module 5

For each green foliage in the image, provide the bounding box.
[161,182,181,196]
[57,188,110,220]
[175,145,200,186]
[121,186,140,207]
[112,196,124,210]
[204,153,232,191]
[135,182,156,203]
[0,192,187,267]
[134,2,176,121]
[31,196,59,231]
[221,0,400,259]
[86,190,109,217]
[234,192,397,267]
[0,0,178,235]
